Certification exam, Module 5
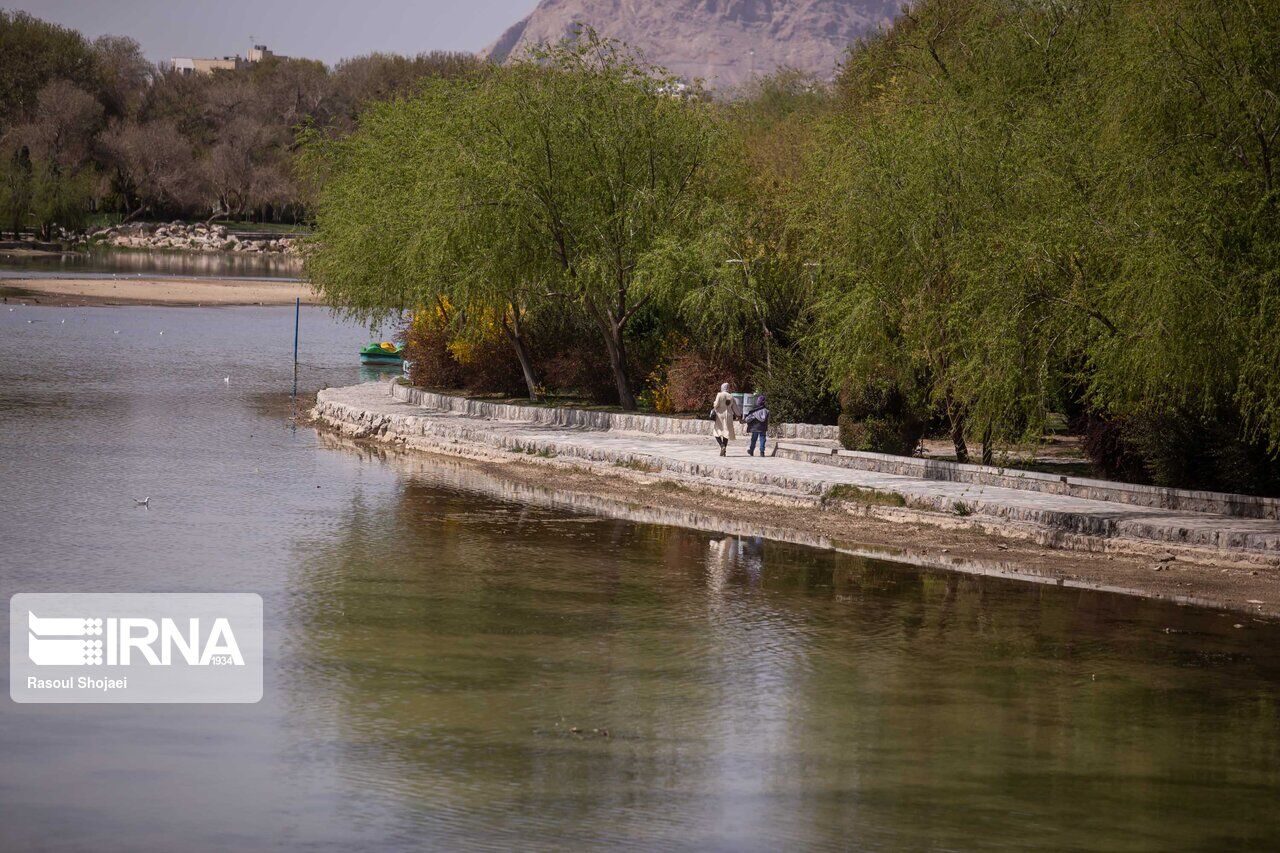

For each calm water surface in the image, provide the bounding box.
[1,305,1278,851]
[1,246,302,280]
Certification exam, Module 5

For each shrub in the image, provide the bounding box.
[403,308,462,389]
[657,347,750,413]
[755,345,840,426]
[539,343,617,404]
[452,330,525,397]
[1080,413,1149,484]
[1083,407,1280,496]
[837,380,926,455]
[404,305,525,397]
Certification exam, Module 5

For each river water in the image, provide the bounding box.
[0,246,302,280]
[1,305,1278,850]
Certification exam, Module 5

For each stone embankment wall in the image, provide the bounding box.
[393,383,1279,520]
[390,383,840,441]
[775,446,1280,520]
[313,382,1280,560]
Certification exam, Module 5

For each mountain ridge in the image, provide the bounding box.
[482,0,901,88]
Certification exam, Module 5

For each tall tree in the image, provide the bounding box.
[99,119,201,219]
[483,30,716,408]
[3,80,102,237]
[0,11,96,129]
[304,32,715,409]
[91,35,151,118]
[302,77,556,400]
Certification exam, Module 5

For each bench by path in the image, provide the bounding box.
[314,382,1280,561]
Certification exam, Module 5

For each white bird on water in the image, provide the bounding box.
[224,376,230,384]
[134,497,150,506]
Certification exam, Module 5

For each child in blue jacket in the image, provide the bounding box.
[745,394,769,457]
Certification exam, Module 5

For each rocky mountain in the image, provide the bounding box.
[482,0,901,88]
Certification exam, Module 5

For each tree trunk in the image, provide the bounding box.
[502,304,539,402]
[120,204,150,225]
[205,201,231,226]
[951,411,968,464]
[583,292,637,410]
[981,421,994,467]
[760,317,773,376]
[601,325,635,410]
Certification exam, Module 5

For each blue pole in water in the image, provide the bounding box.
[290,296,300,419]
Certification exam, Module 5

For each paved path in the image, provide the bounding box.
[316,382,1280,560]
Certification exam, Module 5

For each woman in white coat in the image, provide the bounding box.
[711,383,741,456]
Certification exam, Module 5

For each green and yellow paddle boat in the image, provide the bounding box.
[360,341,404,366]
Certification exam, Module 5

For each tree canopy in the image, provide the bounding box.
[305,1,1280,493]
[0,10,480,232]
[798,0,1280,481]
[304,31,717,407]
[6,3,1279,492]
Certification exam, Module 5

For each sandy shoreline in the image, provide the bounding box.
[0,276,318,306]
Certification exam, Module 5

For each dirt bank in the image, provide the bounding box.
[309,416,1279,620]
[1,276,317,306]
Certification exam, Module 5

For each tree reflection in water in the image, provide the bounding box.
[282,447,1280,850]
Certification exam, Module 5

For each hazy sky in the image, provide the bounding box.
[6,1,541,64]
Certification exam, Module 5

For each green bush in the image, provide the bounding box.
[837,381,925,455]
[755,346,840,426]
[1085,408,1280,496]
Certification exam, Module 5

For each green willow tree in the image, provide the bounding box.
[303,30,715,409]
[298,90,440,321]
[304,74,566,400]
[669,72,825,376]
[796,0,1280,483]
[801,0,1099,462]
[479,30,716,409]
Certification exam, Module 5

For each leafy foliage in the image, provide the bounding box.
[8,5,1278,490]
[304,30,717,408]
[0,10,480,228]
[797,0,1280,487]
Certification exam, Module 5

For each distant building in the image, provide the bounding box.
[246,44,278,63]
[171,44,286,75]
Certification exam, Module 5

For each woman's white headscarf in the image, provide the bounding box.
[720,383,730,392]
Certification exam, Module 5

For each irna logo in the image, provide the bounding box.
[11,593,263,704]
[27,612,245,667]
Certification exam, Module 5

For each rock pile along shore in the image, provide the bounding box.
[81,221,301,255]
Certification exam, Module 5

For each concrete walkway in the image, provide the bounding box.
[315,382,1280,561]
